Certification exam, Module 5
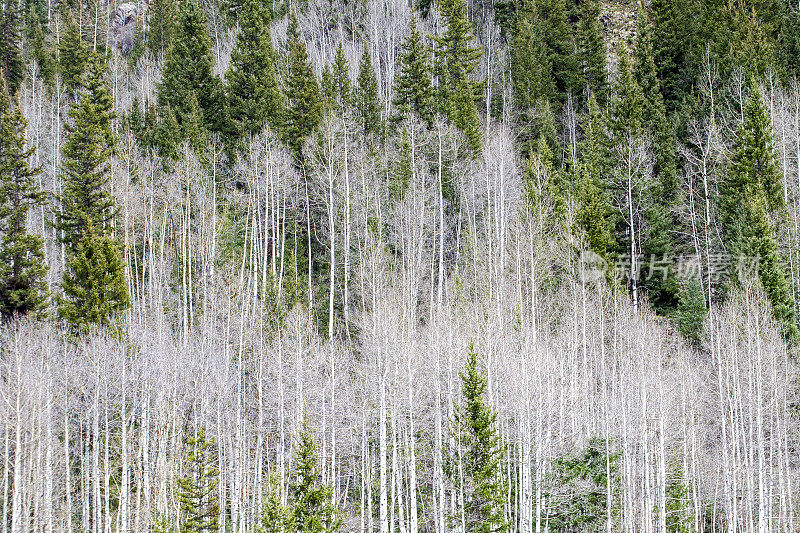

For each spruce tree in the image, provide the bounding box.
[226,0,283,140]
[434,0,482,151]
[0,82,48,319]
[58,9,88,97]
[257,473,291,533]
[331,42,351,112]
[58,53,117,250]
[576,0,607,105]
[721,86,798,341]
[157,0,227,137]
[0,0,23,94]
[283,12,322,159]
[535,0,580,100]
[177,428,220,533]
[354,44,381,142]
[146,0,177,57]
[445,342,508,533]
[510,0,555,119]
[651,0,694,107]
[289,413,340,533]
[393,18,434,124]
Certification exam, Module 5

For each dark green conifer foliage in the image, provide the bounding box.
[576,0,607,105]
[535,0,580,100]
[390,127,413,200]
[445,342,508,533]
[510,0,555,118]
[154,104,181,162]
[331,42,351,111]
[434,0,482,151]
[226,0,283,139]
[722,87,798,341]
[0,83,48,319]
[58,53,117,250]
[0,0,24,94]
[184,91,210,154]
[157,0,226,137]
[257,473,290,533]
[177,428,220,533]
[650,0,694,107]
[289,413,340,533]
[27,13,54,85]
[146,0,177,57]
[676,277,706,346]
[283,12,322,159]
[58,9,88,96]
[392,18,434,125]
[58,225,130,330]
[354,44,381,141]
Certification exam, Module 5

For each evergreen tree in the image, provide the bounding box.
[676,277,706,346]
[58,224,130,330]
[283,11,322,159]
[226,0,283,140]
[331,42,351,112]
[651,0,694,107]
[257,473,291,533]
[393,18,434,125]
[434,0,482,151]
[0,83,48,319]
[157,0,227,137]
[58,9,88,96]
[575,0,607,105]
[146,0,177,57]
[289,413,340,533]
[354,44,381,141]
[0,0,23,94]
[535,0,580,100]
[445,342,508,533]
[58,53,117,250]
[721,87,798,341]
[177,428,220,533]
[509,0,555,118]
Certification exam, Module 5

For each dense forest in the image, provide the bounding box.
[0,0,799,529]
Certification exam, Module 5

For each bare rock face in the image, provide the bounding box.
[110,1,144,54]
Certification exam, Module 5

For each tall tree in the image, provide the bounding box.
[576,0,607,104]
[289,413,340,532]
[58,9,88,97]
[393,17,435,124]
[330,42,351,112]
[226,0,283,140]
[177,428,220,533]
[0,0,23,94]
[445,342,508,533]
[283,11,322,159]
[510,0,555,118]
[146,0,177,57]
[354,44,381,142]
[0,82,48,319]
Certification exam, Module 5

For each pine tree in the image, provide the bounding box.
[58,53,117,250]
[651,0,694,107]
[576,0,607,105]
[146,0,177,57]
[722,86,798,341]
[283,11,322,159]
[177,428,220,533]
[58,9,88,96]
[157,0,227,137]
[289,413,340,533]
[257,473,291,533]
[0,0,23,94]
[445,342,508,533]
[354,44,381,142]
[535,0,579,100]
[331,42,351,112]
[393,17,434,124]
[58,224,130,330]
[676,277,706,346]
[0,82,48,320]
[510,0,554,116]
[226,0,283,140]
[434,0,482,150]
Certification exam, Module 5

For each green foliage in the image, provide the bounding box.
[354,44,381,142]
[576,0,607,105]
[256,473,290,533]
[331,42,351,112]
[393,17,434,125]
[0,84,48,319]
[146,0,177,57]
[177,428,220,533]
[0,0,24,94]
[676,277,707,346]
[533,0,579,100]
[289,413,340,533]
[283,11,322,159]
[510,0,555,122]
[58,225,130,331]
[665,460,693,533]
[58,53,117,250]
[445,341,508,533]
[152,516,176,533]
[58,9,88,96]
[721,86,798,341]
[547,437,620,532]
[226,0,283,140]
[390,128,413,200]
[157,0,227,138]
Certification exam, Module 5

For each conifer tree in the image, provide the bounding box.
[157,0,227,137]
[434,0,482,150]
[226,0,283,139]
[651,0,694,107]
[393,18,434,124]
[58,9,88,97]
[177,428,220,533]
[146,0,177,57]
[257,473,291,533]
[0,82,48,319]
[576,0,607,105]
[0,0,23,94]
[510,0,555,118]
[289,413,340,533]
[58,53,117,250]
[721,86,798,341]
[535,0,579,100]
[354,44,381,141]
[445,342,508,533]
[331,42,351,112]
[283,11,322,159]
